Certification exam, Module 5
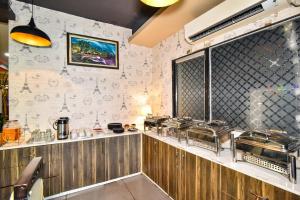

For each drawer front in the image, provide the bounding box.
[44,176,62,197]
[261,182,300,200]
[220,165,300,200]
[0,145,53,170]
[0,167,19,188]
[0,147,33,169]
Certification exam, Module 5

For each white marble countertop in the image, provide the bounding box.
[144,131,300,196]
[0,131,140,151]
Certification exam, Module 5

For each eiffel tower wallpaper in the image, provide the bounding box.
[23,113,30,133]
[60,58,70,76]
[120,65,127,79]
[20,73,32,93]
[6,0,300,199]
[60,94,70,112]
[93,112,101,129]
[9,0,156,134]
[120,94,127,111]
[93,78,101,95]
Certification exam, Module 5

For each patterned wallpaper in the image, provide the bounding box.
[9,0,153,130]
[151,30,191,116]
[8,0,300,131]
[151,5,300,124]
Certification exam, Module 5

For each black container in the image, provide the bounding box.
[113,127,124,134]
[107,123,122,130]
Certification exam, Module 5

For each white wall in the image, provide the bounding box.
[9,0,300,130]
[9,0,153,130]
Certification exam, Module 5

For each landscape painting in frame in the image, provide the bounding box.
[67,33,119,69]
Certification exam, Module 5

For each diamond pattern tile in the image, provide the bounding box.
[211,18,300,135]
[175,56,205,120]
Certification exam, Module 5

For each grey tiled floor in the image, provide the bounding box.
[54,175,172,200]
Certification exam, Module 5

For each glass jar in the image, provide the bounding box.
[2,120,22,142]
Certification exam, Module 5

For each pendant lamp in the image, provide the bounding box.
[140,0,179,7]
[10,0,52,47]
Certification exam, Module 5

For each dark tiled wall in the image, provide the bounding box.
[211,18,300,135]
[175,55,205,120]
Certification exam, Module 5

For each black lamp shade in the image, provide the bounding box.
[10,18,52,47]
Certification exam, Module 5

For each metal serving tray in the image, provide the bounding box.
[187,120,232,156]
[161,117,194,142]
[233,129,300,183]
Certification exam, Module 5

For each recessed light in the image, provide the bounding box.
[4,52,9,57]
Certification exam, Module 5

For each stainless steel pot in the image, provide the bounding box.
[53,117,69,140]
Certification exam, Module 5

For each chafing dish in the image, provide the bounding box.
[161,117,194,142]
[187,120,232,156]
[144,115,170,135]
[233,129,300,183]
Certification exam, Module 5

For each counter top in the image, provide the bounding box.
[0,131,140,150]
[144,131,300,196]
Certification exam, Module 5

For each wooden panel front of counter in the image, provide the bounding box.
[0,134,141,199]
[142,134,300,200]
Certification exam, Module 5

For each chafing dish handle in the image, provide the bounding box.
[230,133,234,151]
[186,131,189,145]
[216,137,221,156]
[176,129,180,142]
[232,134,237,162]
[289,155,297,184]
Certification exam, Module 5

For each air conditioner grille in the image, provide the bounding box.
[189,4,264,42]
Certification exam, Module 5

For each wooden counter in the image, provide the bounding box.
[0,133,141,199]
[142,133,300,200]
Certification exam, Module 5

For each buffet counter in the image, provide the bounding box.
[0,132,141,199]
[144,131,300,197]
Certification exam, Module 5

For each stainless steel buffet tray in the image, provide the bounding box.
[187,120,232,156]
[233,129,300,183]
[161,117,194,142]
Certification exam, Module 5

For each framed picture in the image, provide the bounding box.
[67,33,119,69]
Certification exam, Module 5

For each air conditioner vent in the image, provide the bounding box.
[189,4,264,42]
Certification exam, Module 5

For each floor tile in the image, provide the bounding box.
[58,182,133,200]
[52,175,171,200]
[122,175,170,200]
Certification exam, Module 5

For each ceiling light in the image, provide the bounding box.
[4,52,9,57]
[140,0,179,7]
[10,0,52,47]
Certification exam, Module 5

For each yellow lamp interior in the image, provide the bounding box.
[140,0,179,7]
[10,32,51,47]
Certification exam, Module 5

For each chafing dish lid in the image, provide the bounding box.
[189,120,231,137]
[188,127,216,137]
[162,117,194,128]
[207,120,226,127]
[237,130,300,152]
[145,115,170,123]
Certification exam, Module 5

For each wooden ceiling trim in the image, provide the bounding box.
[129,0,224,47]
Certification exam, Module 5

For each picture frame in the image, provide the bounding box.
[67,33,119,69]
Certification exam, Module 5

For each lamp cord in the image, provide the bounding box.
[31,0,34,18]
